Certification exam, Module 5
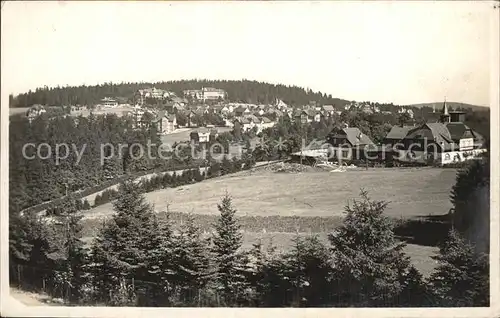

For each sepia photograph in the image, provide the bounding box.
[1,1,499,317]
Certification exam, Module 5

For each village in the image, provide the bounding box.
[23,85,487,168]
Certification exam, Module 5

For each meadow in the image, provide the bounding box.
[84,167,457,219]
[9,107,30,116]
[80,167,457,276]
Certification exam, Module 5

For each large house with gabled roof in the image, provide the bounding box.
[327,127,375,148]
[326,127,376,162]
[387,100,486,165]
[132,109,177,135]
[383,125,417,146]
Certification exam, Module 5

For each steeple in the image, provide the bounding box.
[439,97,450,123]
[441,97,449,115]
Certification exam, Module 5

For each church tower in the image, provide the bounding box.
[439,97,450,123]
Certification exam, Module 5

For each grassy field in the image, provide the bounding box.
[80,167,455,277]
[9,106,64,116]
[84,167,457,219]
[9,107,30,116]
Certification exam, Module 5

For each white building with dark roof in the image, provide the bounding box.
[183,87,226,101]
[99,97,118,108]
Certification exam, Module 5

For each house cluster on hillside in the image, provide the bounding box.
[291,105,339,124]
[294,101,486,166]
[178,102,281,134]
[96,86,355,137]
[138,87,175,100]
[135,87,175,105]
[344,101,381,114]
[397,106,415,119]
[233,115,275,134]
[126,90,347,136]
[22,86,485,167]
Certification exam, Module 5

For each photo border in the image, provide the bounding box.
[1,1,499,317]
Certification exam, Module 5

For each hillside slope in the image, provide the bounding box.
[9,79,350,109]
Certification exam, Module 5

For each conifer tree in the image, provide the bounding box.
[153,212,176,304]
[100,190,111,204]
[245,241,266,305]
[171,214,211,304]
[162,173,172,187]
[180,170,190,184]
[193,168,204,182]
[208,162,221,178]
[221,155,233,175]
[211,194,246,305]
[397,265,432,307]
[9,214,33,265]
[171,171,178,187]
[246,239,293,307]
[450,157,490,253]
[75,199,83,211]
[90,179,165,305]
[57,212,88,303]
[232,157,243,172]
[150,175,161,190]
[328,190,414,306]
[9,213,60,291]
[428,229,489,307]
[284,235,332,307]
[94,194,102,206]
[82,199,92,210]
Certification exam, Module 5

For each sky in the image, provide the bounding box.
[1,1,497,106]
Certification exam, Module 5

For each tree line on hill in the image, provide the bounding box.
[10,79,488,114]
[9,80,352,108]
[9,153,490,307]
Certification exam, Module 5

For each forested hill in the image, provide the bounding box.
[9,79,351,108]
